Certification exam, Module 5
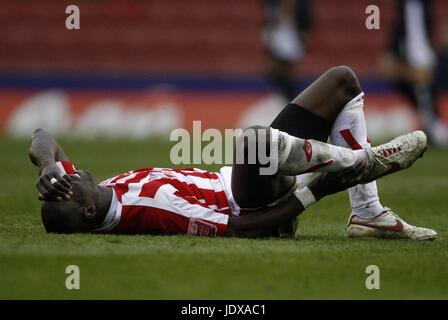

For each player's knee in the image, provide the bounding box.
[239,125,270,148]
[236,126,271,162]
[328,65,361,94]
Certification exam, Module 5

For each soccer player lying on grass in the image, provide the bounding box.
[29,66,437,240]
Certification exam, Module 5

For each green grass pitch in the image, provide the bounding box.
[0,136,447,299]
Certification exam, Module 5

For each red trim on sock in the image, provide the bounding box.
[340,129,362,150]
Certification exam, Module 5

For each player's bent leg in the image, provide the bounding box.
[271,66,362,141]
[231,124,367,209]
[266,66,435,240]
[271,66,435,240]
[330,93,386,218]
[269,66,363,236]
[296,65,361,122]
[324,70,436,240]
[228,128,431,239]
[231,125,296,209]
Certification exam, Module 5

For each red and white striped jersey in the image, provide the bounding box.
[55,161,233,237]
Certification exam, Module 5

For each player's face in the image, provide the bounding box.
[40,170,100,233]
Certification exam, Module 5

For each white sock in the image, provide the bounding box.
[330,92,384,218]
[271,128,367,175]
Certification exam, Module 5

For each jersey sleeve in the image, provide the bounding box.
[55,161,80,177]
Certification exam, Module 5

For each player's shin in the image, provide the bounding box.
[330,92,384,218]
[271,128,366,175]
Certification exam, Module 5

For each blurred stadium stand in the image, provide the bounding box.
[0,0,447,138]
[1,0,447,77]
[0,0,264,75]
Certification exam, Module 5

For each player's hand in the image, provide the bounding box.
[36,164,73,201]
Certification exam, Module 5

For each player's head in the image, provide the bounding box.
[41,170,100,233]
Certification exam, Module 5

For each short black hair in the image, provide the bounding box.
[41,200,87,233]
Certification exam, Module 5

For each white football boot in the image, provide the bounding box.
[347,208,437,240]
[358,130,428,184]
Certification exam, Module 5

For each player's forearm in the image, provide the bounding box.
[29,128,68,170]
[227,196,305,238]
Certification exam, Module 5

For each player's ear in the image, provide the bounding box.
[83,205,96,219]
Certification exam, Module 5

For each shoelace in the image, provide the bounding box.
[374,142,402,159]
[378,147,402,158]
[360,150,386,180]
[367,137,415,176]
